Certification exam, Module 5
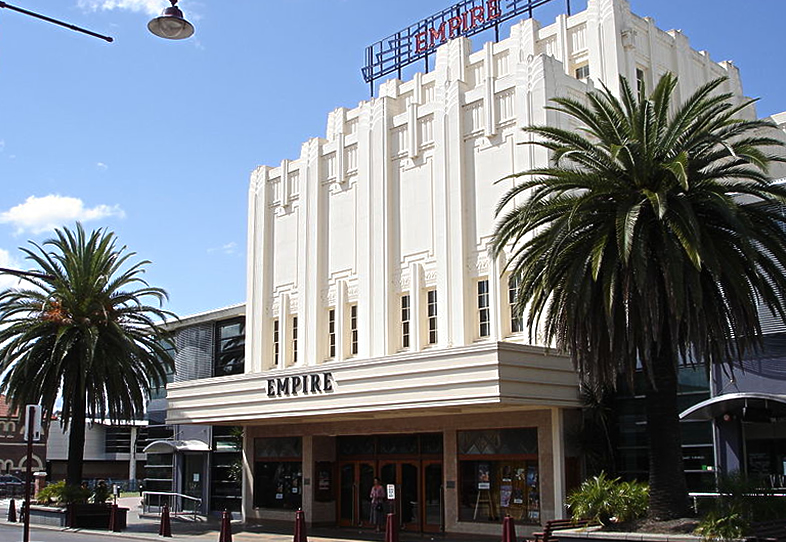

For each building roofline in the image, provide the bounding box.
[163,303,246,330]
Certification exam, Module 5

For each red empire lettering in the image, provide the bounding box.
[470,6,485,28]
[415,31,428,52]
[448,16,462,38]
[487,0,501,19]
[418,2,501,51]
[430,22,447,45]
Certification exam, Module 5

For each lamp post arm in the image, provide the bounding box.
[0,1,113,42]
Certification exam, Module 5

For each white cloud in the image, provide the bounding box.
[0,140,5,153]
[208,242,238,256]
[0,195,126,235]
[77,0,168,16]
[96,162,109,171]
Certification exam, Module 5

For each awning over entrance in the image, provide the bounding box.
[680,392,786,421]
[166,342,581,426]
[143,439,211,454]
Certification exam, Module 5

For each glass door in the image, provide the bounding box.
[182,454,205,513]
[380,461,420,531]
[422,461,443,532]
[338,462,375,527]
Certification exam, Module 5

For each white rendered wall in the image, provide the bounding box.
[245,0,749,375]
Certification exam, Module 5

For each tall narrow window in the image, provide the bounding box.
[328,309,336,359]
[401,295,411,349]
[350,304,358,356]
[575,64,590,80]
[478,279,490,338]
[427,289,438,345]
[292,316,298,365]
[508,275,523,333]
[636,67,646,94]
[273,319,280,366]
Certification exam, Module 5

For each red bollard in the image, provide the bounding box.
[7,499,16,523]
[502,514,517,542]
[218,509,233,542]
[384,512,399,542]
[159,503,172,537]
[293,509,307,542]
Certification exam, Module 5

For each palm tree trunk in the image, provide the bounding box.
[644,342,690,520]
[65,389,87,487]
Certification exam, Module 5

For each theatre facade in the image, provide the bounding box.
[166,0,755,534]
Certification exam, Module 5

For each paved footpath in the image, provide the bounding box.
[0,498,476,542]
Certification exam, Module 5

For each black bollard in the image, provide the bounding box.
[7,499,16,523]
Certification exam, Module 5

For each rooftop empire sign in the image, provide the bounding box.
[415,1,502,53]
[362,0,568,96]
[267,372,334,398]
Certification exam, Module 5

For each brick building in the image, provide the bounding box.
[0,396,46,478]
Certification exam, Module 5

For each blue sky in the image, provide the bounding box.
[1,0,784,318]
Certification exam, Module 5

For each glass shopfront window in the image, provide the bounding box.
[254,437,302,510]
[457,429,540,524]
[254,462,303,510]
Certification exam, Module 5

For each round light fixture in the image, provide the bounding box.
[148,0,194,40]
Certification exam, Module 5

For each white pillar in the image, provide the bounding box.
[337,281,347,361]
[279,294,291,369]
[129,426,138,489]
[551,407,566,519]
[410,263,423,352]
[489,254,503,341]
[242,427,253,523]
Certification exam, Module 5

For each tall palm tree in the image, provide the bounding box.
[492,74,786,519]
[0,223,175,487]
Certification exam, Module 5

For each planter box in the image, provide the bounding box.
[28,505,68,527]
[27,504,128,530]
[555,527,703,542]
[68,504,128,530]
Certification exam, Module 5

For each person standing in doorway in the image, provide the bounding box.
[369,477,386,532]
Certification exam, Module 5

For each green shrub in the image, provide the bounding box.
[93,481,110,504]
[35,481,91,505]
[695,509,747,542]
[613,480,649,522]
[566,472,649,525]
[694,471,786,540]
[35,481,65,505]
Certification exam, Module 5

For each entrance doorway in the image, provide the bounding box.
[338,459,442,532]
[339,462,375,527]
[181,453,205,513]
[336,433,443,533]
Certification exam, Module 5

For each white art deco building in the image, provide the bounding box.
[167,0,775,534]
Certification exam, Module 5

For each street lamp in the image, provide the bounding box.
[148,0,194,40]
[0,1,113,42]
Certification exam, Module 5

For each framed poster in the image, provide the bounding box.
[477,463,491,490]
[314,461,334,502]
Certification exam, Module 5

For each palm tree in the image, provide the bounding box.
[492,74,786,520]
[0,223,175,487]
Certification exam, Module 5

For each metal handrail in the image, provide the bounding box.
[142,491,202,520]
[688,491,786,513]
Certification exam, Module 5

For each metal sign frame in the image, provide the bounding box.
[362,0,571,96]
